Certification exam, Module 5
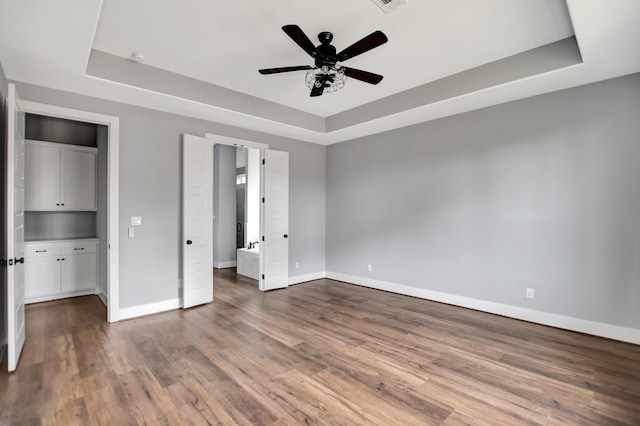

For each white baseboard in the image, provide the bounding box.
[98,290,108,307]
[289,271,326,285]
[25,289,95,305]
[326,271,640,345]
[214,261,237,269]
[118,298,181,321]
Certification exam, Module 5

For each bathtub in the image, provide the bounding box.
[237,247,259,280]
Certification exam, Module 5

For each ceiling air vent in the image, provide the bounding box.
[370,0,409,14]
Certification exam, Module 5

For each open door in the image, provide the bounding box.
[182,134,213,308]
[260,149,289,291]
[4,84,26,371]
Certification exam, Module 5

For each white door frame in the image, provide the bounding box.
[204,134,269,289]
[19,100,120,323]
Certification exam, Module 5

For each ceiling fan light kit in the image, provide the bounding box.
[259,25,388,97]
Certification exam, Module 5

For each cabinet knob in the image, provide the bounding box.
[186,240,193,245]
[284,234,288,239]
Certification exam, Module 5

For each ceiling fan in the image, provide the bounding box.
[259,25,388,97]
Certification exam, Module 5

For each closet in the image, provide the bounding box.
[23,114,107,304]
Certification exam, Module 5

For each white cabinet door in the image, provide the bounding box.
[61,253,97,293]
[25,240,97,302]
[61,149,96,210]
[24,141,97,211]
[25,256,61,298]
[24,143,61,210]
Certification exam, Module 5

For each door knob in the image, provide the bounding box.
[14,257,24,264]
[186,240,193,245]
[283,234,288,238]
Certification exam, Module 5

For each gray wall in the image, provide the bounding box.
[15,82,327,309]
[25,114,98,147]
[24,212,96,240]
[0,61,8,358]
[327,73,640,330]
[213,144,237,266]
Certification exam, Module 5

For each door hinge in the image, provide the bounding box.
[262,197,265,203]
[262,274,265,280]
[262,236,264,242]
[0,259,5,267]
[262,159,265,165]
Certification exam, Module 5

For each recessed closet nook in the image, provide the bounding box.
[23,114,107,305]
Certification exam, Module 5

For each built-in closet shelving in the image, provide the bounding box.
[23,114,103,304]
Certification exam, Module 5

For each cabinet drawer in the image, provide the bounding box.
[61,241,97,255]
[25,243,60,258]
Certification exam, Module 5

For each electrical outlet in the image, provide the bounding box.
[367,264,372,272]
[295,262,300,269]
[128,227,135,239]
[526,288,535,299]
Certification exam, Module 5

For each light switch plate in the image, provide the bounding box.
[131,216,142,226]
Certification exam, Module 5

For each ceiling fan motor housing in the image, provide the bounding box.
[315,32,338,68]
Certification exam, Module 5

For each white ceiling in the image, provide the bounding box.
[1,0,639,145]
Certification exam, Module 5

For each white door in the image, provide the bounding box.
[182,134,213,308]
[5,84,26,371]
[260,149,289,291]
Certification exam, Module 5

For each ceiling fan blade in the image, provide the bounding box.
[337,30,388,62]
[259,65,312,75]
[342,67,384,85]
[282,25,321,59]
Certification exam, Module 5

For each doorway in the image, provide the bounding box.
[182,133,289,309]
[213,145,261,280]
[19,98,120,322]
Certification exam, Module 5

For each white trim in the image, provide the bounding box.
[19,100,120,323]
[205,133,269,150]
[213,260,237,269]
[326,271,640,345]
[289,271,326,285]
[98,290,108,307]
[118,298,181,321]
[25,289,96,305]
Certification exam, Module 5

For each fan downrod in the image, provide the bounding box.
[318,32,333,45]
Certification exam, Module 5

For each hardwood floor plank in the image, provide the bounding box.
[312,367,450,425]
[2,269,639,425]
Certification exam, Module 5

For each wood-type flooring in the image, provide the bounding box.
[1,268,640,425]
